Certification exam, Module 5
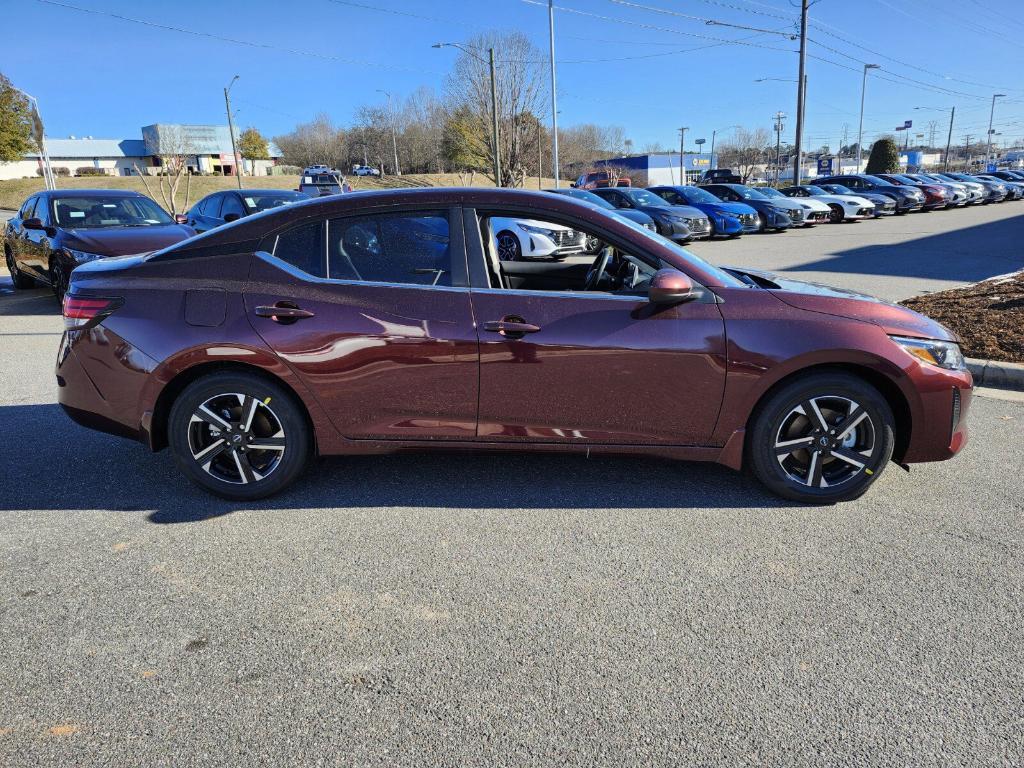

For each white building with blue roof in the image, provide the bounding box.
[0,124,281,180]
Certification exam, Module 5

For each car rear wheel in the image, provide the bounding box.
[496,230,522,261]
[827,204,844,223]
[168,372,310,500]
[748,372,895,504]
[5,246,35,289]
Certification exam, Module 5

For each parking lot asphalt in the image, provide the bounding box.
[1,203,1023,766]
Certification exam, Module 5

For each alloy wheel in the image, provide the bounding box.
[187,393,286,485]
[773,395,875,489]
[496,232,521,261]
[828,205,843,223]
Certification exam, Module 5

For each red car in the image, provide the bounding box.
[57,188,972,503]
[572,171,631,189]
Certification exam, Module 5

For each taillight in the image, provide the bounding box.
[62,295,121,330]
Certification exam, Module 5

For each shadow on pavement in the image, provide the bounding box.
[789,209,1024,285]
[0,286,60,316]
[0,403,795,523]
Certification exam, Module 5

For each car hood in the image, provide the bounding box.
[705,201,757,216]
[642,204,706,219]
[753,196,804,211]
[614,209,655,226]
[818,194,873,207]
[60,224,195,256]
[725,266,956,341]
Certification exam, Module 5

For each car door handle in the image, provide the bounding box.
[483,319,540,338]
[254,303,315,323]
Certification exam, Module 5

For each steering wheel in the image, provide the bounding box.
[584,246,612,291]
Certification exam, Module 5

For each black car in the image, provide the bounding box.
[589,187,704,242]
[816,174,924,214]
[3,189,195,300]
[185,189,309,234]
[698,183,797,232]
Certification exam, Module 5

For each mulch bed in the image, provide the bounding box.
[901,270,1024,364]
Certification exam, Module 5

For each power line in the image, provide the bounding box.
[34,0,438,74]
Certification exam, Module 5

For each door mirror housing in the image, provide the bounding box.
[648,268,696,305]
[23,217,44,231]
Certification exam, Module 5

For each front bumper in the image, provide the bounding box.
[711,215,744,236]
[902,366,973,464]
[656,219,693,242]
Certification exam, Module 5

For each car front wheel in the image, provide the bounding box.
[748,372,895,504]
[496,230,522,261]
[168,372,311,500]
[828,204,844,223]
[5,246,35,289]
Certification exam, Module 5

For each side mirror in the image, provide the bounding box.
[174,213,188,224]
[23,217,44,231]
[648,268,696,305]
[223,212,241,223]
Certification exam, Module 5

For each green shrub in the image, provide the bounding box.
[865,137,900,174]
[74,167,108,177]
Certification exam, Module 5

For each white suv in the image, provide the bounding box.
[352,165,381,176]
[491,218,587,261]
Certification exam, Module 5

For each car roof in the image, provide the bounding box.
[39,189,146,198]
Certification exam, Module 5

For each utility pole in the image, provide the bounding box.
[488,50,500,186]
[986,93,1006,167]
[943,106,955,171]
[927,120,938,150]
[792,0,808,185]
[537,121,543,189]
[548,0,560,186]
[224,75,242,188]
[857,64,880,170]
[678,126,688,184]
[838,123,848,171]
[963,134,973,168]
[773,112,786,186]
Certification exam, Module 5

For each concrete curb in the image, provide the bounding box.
[966,358,1024,391]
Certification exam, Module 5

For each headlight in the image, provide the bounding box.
[644,222,657,231]
[890,335,965,370]
[67,249,106,263]
[518,223,556,237]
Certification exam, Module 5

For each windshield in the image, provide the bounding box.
[733,186,769,200]
[861,175,895,186]
[803,185,827,195]
[680,187,720,204]
[821,183,854,195]
[625,189,669,207]
[242,191,309,212]
[552,188,615,210]
[51,195,173,228]
[758,187,784,198]
[891,175,918,184]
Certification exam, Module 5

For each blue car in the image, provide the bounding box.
[647,185,754,237]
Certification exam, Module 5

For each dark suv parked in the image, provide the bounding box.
[185,189,309,234]
[3,189,194,300]
[816,174,924,214]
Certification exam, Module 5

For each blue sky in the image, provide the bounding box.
[6,0,1024,153]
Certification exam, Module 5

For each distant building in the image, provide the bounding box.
[588,152,718,186]
[0,124,281,180]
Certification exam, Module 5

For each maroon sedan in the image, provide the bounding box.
[56,188,972,503]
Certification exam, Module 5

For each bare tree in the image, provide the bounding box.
[141,125,196,214]
[273,114,346,170]
[717,127,772,182]
[444,32,545,187]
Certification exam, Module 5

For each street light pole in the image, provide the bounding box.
[944,106,955,171]
[548,0,560,186]
[857,64,880,170]
[377,90,401,177]
[678,126,688,184]
[224,75,242,188]
[986,93,1006,167]
[21,91,55,190]
[773,111,786,186]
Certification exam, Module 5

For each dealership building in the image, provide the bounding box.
[591,152,719,186]
[0,123,281,180]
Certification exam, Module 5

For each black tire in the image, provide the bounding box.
[495,230,522,261]
[747,372,895,504]
[168,371,311,500]
[50,257,69,302]
[5,246,35,289]
[828,204,844,223]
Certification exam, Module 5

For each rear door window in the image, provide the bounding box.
[272,220,326,278]
[221,194,245,219]
[328,212,452,287]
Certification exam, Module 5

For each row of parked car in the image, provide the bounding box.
[527,168,1024,259]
